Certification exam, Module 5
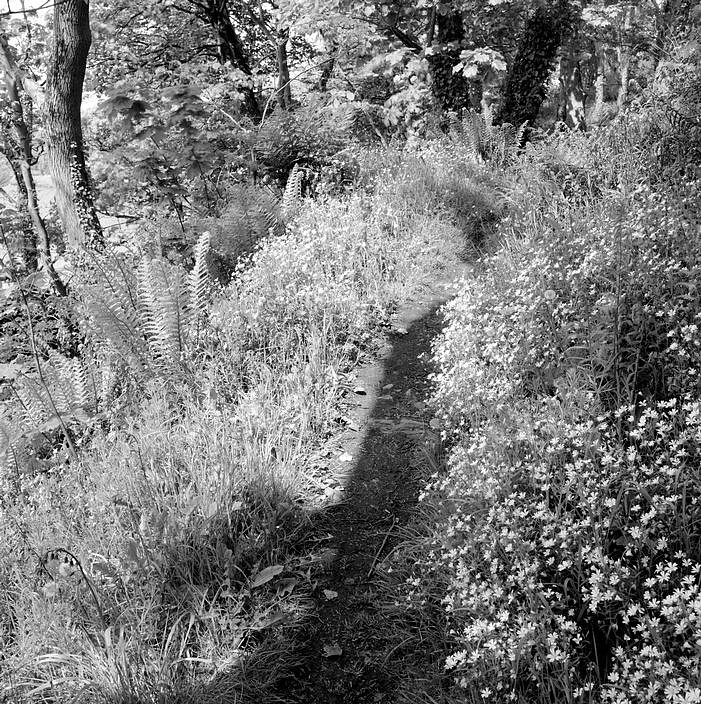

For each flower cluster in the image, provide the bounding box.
[411,120,701,702]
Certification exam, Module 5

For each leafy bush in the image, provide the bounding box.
[249,102,354,184]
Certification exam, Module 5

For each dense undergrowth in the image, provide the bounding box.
[0,140,490,702]
[2,20,700,704]
[387,32,701,704]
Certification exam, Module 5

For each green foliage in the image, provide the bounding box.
[0,146,468,702]
[67,230,214,407]
[398,68,701,702]
[496,3,565,128]
[449,106,526,168]
[249,103,353,183]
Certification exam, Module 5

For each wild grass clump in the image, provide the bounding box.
[0,142,478,702]
[394,106,701,703]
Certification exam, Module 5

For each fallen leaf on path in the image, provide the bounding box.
[277,578,297,597]
[353,386,367,395]
[317,548,337,568]
[322,589,338,600]
[322,643,343,658]
[394,326,409,335]
[250,565,283,588]
[338,452,353,462]
[382,383,394,391]
[324,486,345,500]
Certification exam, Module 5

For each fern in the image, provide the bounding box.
[197,185,283,270]
[137,257,186,368]
[74,242,213,394]
[450,106,525,168]
[0,413,27,477]
[281,164,304,222]
[188,231,211,318]
[11,354,97,424]
[187,231,211,344]
[80,255,150,376]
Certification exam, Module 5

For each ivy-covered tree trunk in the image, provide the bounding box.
[5,157,36,269]
[427,6,471,113]
[46,0,104,251]
[496,2,568,128]
[590,41,607,124]
[202,0,261,119]
[558,49,587,129]
[276,28,292,110]
[616,48,631,110]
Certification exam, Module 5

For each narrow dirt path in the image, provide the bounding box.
[274,266,468,703]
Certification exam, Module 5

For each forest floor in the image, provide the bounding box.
[271,260,471,703]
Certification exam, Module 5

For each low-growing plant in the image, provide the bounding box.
[392,81,701,703]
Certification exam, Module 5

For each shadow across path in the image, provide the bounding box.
[272,270,466,704]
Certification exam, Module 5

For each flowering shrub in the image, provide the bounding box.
[406,115,701,703]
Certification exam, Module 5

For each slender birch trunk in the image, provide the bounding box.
[0,32,65,292]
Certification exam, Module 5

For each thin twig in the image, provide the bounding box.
[367,517,396,578]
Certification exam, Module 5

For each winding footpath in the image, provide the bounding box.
[274,263,470,704]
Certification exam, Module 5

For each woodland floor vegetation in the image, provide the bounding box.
[0,142,482,702]
[1,2,700,703]
[384,33,701,704]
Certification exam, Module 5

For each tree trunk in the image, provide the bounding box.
[427,6,471,113]
[0,33,65,292]
[558,52,587,129]
[496,2,568,128]
[615,4,635,112]
[276,28,292,110]
[591,41,606,124]
[5,155,36,270]
[616,48,630,110]
[46,0,103,251]
[315,40,336,92]
[202,0,261,119]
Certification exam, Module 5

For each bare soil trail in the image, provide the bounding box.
[274,262,470,704]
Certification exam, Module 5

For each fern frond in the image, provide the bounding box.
[188,231,211,319]
[78,254,151,376]
[138,258,186,368]
[515,121,529,150]
[187,231,211,344]
[0,416,13,473]
[13,375,50,423]
[482,103,494,138]
[46,352,95,415]
[281,164,304,222]
[255,189,283,235]
[460,111,484,163]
